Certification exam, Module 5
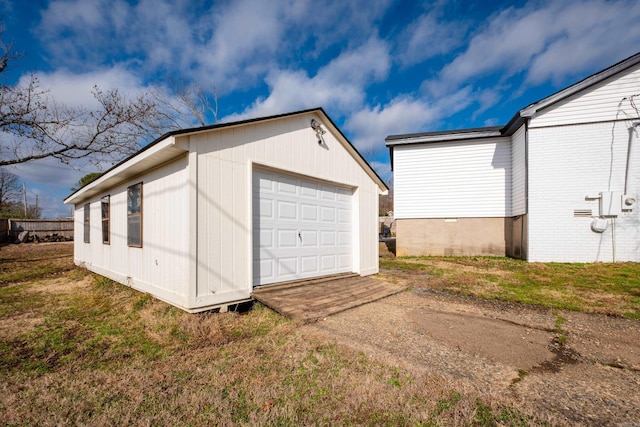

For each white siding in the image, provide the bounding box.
[511,125,527,215]
[73,157,191,307]
[527,122,640,262]
[69,111,382,311]
[531,66,640,128]
[394,138,512,219]
[189,112,380,309]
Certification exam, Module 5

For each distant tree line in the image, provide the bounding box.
[0,168,40,218]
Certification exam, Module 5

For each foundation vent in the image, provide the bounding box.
[573,209,593,217]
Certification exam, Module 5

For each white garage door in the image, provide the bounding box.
[253,169,353,286]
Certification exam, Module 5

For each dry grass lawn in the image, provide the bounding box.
[380,256,640,319]
[0,243,544,426]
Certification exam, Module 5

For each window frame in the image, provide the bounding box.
[83,203,90,243]
[101,195,110,244]
[127,182,143,248]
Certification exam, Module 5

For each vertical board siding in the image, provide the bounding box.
[71,112,382,311]
[531,66,640,128]
[527,122,640,262]
[193,113,380,306]
[511,125,527,215]
[74,157,191,306]
[394,138,512,219]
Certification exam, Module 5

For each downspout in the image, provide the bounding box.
[521,120,529,260]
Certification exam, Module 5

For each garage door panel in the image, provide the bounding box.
[277,201,297,220]
[300,230,318,247]
[321,207,336,222]
[278,229,298,248]
[300,204,318,221]
[258,199,274,219]
[258,176,275,192]
[300,182,319,198]
[320,230,336,246]
[301,256,319,274]
[336,189,351,202]
[338,208,350,223]
[321,186,338,200]
[253,169,353,286]
[338,231,351,246]
[257,259,274,281]
[320,255,336,271]
[338,254,351,269]
[278,257,297,277]
[260,229,274,248]
[277,177,298,194]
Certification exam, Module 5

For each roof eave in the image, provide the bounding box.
[64,107,389,203]
[63,136,186,205]
[520,51,640,118]
[385,127,504,147]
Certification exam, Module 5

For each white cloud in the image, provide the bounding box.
[345,96,437,153]
[396,11,467,67]
[36,0,395,94]
[525,0,640,85]
[227,38,391,120]
[419,0,640,119]
[19,67,147,109]
[435,0,640,89]
[367,160,393,182]
[437,4,553,87]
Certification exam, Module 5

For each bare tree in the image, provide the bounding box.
[0,74,163,167]
[0,168,41,219]
[0,24,218,169]
[0,167,20,208]
[149,78,218,129]
[0,22,20,74]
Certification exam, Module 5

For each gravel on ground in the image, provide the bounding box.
[303,286,640,426]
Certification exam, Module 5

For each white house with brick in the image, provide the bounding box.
[386,52,640,262]
[65,108,388,312]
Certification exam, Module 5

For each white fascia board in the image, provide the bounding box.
[64,136,188,205]
[387,130,503,146]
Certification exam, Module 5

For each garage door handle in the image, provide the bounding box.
[298,232,302,242]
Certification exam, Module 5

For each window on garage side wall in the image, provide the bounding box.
[83,203,90,243]
[127,183,142,247]
[101,195,110,244]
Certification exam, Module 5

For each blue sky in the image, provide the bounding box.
[2,0,640,217]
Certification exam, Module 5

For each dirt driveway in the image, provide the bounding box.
[304,285,640,426]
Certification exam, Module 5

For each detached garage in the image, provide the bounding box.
[64,108,388,312]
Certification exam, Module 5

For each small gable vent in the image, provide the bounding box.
[574,209,593,217]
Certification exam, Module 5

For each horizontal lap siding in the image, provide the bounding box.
[533,67,640,127]
[394,138,511,219]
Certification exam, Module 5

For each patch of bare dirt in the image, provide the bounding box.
[304,287,640,426]
[34,275,92,295]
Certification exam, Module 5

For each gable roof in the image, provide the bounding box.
[386,50,640,149]
[65,107,387,204]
